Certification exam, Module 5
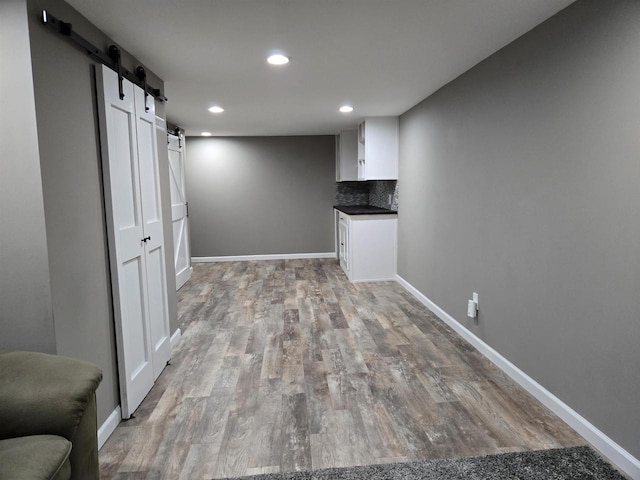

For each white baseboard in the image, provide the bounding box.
[176,266,193,290]
[351,277,397,283]
[98,405,121,449]
[170,328,182,350]
[396,274,640,480]
[98,330,181,450]
[192,252,336,263]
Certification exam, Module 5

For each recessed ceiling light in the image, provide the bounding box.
[201,132,212,137]
[208,106,224,113]
[339,105,354,113]
[267,54,290,65]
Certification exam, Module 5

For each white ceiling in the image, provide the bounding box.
[66,0,575,136]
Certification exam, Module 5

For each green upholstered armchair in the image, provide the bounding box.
[0,351,102,480]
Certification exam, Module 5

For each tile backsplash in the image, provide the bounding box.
[335,180,398,210]
[335,182,370,206]
[369,180,399,210]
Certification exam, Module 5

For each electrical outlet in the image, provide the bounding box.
[467,292,479,319]
[467,300,477,318]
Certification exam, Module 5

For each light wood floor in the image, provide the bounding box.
[99,259,585,479]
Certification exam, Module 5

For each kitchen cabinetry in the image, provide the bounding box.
[336,130,358,181]
[335,209,397,282]
[357,116,399,180]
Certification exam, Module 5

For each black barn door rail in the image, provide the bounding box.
[41,10,168,103]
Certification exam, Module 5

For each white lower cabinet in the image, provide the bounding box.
[335,209,397,282]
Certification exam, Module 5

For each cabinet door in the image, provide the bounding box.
[357,121,367,180]
[349,216,397,281]
[338,219,349,271]
[358,117,398,180]
[335,135,341,182]
[358,158,366,180]
[365,117,399,179]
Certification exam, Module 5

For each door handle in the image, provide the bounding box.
[142,236,151,243]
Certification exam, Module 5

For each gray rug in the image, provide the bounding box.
[220,446,626,479]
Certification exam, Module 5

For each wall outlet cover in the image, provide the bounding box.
[467,299,478,318]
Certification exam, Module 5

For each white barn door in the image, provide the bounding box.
[167,133,192,289]
[134,86,171,381]
[97,65,170,418]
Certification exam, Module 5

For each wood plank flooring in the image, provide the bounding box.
[99,259,585,479]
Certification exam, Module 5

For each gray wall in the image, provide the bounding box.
[399,0,640,459]
[186,136,335,257]
[23,0,177,424]
[0,0,55,354]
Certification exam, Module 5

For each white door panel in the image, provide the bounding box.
[172,204,187,219]
[167,134,191,290]
[137,120,161,225]
[97,65,170,418]
[109,108,140,230]
[134,86,171,381]
[174,217,190,285]
[121,256,152,410]
[168,148,185,204]
[145,244,170,378]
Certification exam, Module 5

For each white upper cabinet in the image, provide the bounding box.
[336,129,358,181]
[357,116,399,180]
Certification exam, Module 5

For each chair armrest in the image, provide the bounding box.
[0,351,102,441]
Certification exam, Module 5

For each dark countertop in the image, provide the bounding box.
[334,205,398,215]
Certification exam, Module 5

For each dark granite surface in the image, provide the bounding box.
[334,205,398,215]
